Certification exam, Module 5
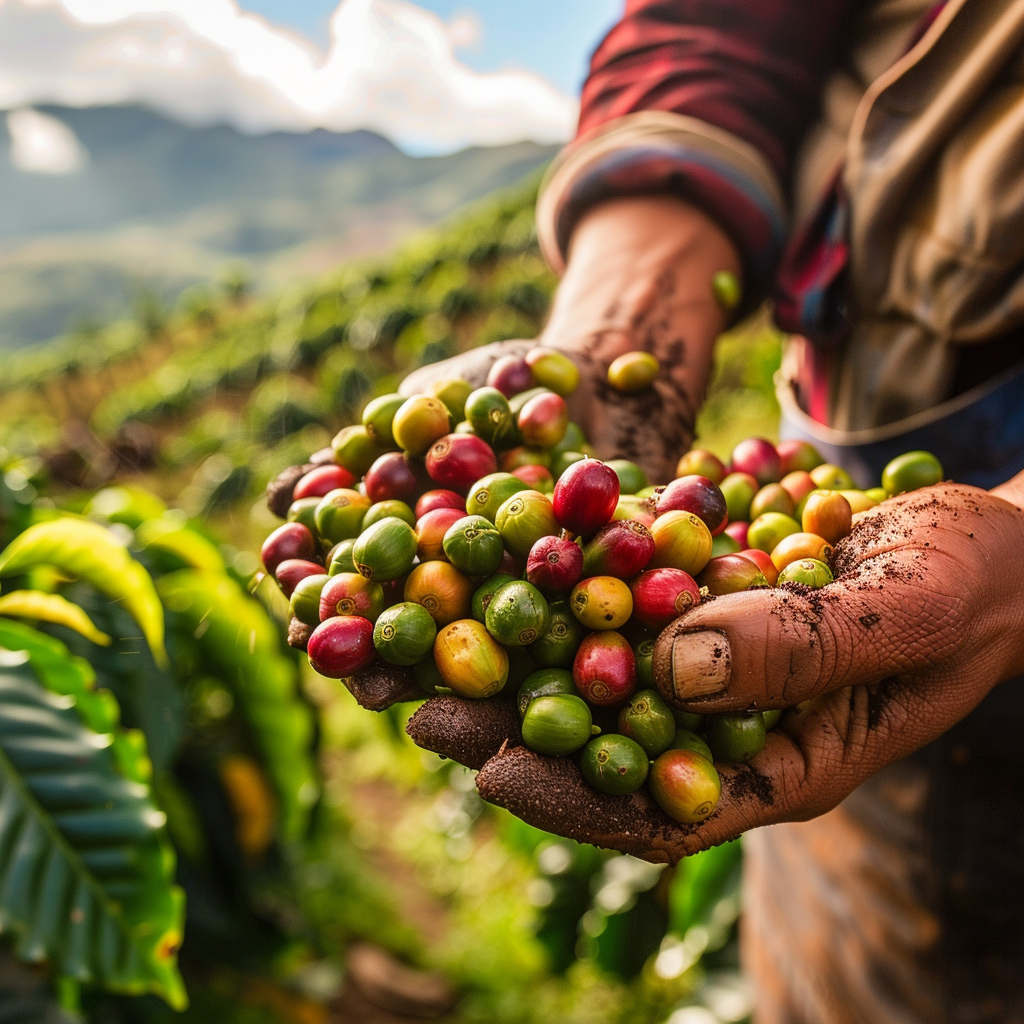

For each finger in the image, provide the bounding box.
[399,340,532,397]
[474,734,800,862]
[405,695,520,769]
[651,546,966,714]
[287,616,312,650]
[477,661,990,861]
[345,663,423,711]
[475,745,694,863]
[309,447,336,466]
[691,654,995,846]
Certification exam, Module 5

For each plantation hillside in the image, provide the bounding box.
[0,172,783,553]
[0,170,785,1024]
[0,104,556,348]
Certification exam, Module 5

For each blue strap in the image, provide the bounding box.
[780,359,1024,489]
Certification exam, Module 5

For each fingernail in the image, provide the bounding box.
[671,630,731,701]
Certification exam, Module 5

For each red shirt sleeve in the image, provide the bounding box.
[580,0,859,186]
[539,1,858,306]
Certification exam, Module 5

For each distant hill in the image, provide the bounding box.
[0,105,556,348]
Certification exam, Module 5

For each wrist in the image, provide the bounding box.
[540,196,741,373]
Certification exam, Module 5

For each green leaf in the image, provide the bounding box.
[0,626,186,1008]
[157,570,318,841]
[0,519,166,668]
[38,588,184,776]
[85,487,168,530]
[135,517,225,573]
[668,838,742,937]
[0,592,111,647]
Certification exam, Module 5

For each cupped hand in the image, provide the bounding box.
[400,196,740,484]
[349,482,1024,864]
[267,196,737,506]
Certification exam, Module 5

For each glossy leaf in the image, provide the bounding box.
[41,587,183,776]
[0,623,185,1008]
[0,519,166,667]
[156,570,318,841]
[85,487,168,530]
[135,517,225,573]
[0,591,111,647]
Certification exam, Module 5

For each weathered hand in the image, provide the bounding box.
[353,483,1024,863]
[401,196,740,484]
[399,339,691,486]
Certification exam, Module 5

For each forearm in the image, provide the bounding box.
[540,195,740,433]
[579,0,858,184]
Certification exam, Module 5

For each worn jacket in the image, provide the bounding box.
[537,0,1024,433]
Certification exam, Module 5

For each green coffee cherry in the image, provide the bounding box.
[530,602,586,668]
[706,712,767,763]
[362,500,415,529]
[352,517,417,582]
[362,394,406,447]
[289,573,329,627]
[617,689,677,758]
[442,515,504,576]
[669,729,714,763]
[327,538,357,575]
[485,580,551,647]
[287,497,321,534]
[579,735,649,795]
[881,451,943,495]
[712,270,742,311]
[372,602,437,665]
[471,573,516,623]
[521,695,593,756]
[517,668,576,718]
[777,558,833,588]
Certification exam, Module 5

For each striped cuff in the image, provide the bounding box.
[537,111,789,312]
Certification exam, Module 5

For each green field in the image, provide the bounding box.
[0,172,782,1024]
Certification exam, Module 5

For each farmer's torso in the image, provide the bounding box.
[779,0,1024,434]
[752,4,1024,1023]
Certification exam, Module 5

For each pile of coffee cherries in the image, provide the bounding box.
[261,347,943,825]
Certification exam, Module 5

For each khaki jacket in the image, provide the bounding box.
[539,0,1024,433]
[794,0,1024,432]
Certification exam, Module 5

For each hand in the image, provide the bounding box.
[357,482,1024,863]
[401,196,740,484]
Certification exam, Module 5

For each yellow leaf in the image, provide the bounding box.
[0,590,112,646]
[0,518,166,666]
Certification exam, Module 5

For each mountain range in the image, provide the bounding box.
[0,105,556,348]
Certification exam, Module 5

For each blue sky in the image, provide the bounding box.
[243,0,623,95]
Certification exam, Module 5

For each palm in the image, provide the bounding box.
[356,485,1024,863]
[399,339,692,484]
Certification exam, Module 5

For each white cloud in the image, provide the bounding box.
[0,0,578,152]
[7,106,88,172]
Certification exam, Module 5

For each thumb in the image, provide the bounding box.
[398,339,532,396]
[652,547,965,714]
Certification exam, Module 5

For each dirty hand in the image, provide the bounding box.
[359,481,1024,864]
[401,196,740,484]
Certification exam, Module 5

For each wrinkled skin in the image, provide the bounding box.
[356,482,1024,863]
[400,196,740,485]
[269,195,1024,863]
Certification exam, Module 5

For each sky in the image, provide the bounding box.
[0,0,624,159]
[243,0,622,94]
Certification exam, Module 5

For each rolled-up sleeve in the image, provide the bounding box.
[537,0,857,304]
